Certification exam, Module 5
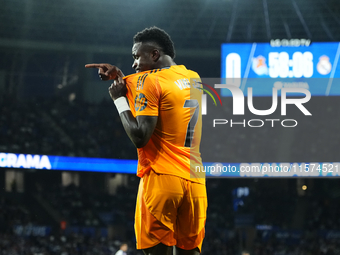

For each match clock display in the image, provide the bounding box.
[221,42,340,96]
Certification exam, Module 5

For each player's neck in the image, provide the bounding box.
[156,55,176,69]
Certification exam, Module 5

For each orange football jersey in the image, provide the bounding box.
[123,65,205,184]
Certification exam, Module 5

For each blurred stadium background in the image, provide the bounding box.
[1,0,340,254]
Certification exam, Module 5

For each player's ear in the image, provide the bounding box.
[151,49,160,62]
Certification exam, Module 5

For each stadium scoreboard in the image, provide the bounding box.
[220,42,340,96]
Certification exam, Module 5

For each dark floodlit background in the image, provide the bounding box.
[1,0,340,254]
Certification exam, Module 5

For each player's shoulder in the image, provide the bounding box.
[123,71,156,91]
[124,69,161,83]
[124,71,150,82]
[180,66,200,78]
[124,66,200,85]
[152,65,200,79]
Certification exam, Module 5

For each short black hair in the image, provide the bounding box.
[133,26,175,59]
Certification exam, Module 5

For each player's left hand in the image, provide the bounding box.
[109,76,127,101]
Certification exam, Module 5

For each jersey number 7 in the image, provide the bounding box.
[183,99,199,147]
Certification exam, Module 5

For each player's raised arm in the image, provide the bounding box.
[108,76,158,149]
[85,63,125,81]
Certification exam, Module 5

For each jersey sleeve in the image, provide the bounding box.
[134,75,160,116]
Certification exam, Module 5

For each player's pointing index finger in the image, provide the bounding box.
[85,63,105,68]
